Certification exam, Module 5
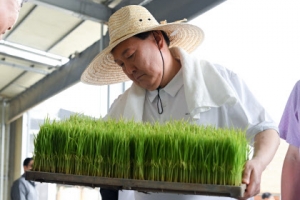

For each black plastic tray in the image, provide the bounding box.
[26,171,245,198]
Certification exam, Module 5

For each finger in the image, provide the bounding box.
[241,166,253,199]
[242,165,251,185]
[244,169,260,198]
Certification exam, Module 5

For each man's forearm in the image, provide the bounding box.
[252,129,280,169]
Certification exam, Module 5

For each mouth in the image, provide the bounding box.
[135,74,145,81]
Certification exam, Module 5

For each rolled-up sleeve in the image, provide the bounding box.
[216,64,279,144]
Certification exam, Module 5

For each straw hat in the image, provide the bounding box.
[81,5,204,85]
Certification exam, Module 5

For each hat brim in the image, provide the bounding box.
[81,23,204,85]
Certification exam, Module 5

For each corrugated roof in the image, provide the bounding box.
[0,1,107,100]
[0,0,226,122]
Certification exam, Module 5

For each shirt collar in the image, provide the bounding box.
[147,67,183,103]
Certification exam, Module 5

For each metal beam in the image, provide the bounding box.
[6,35,109,123]
[0,60,50,75]
[114,0,148,10]
[0,58,48,98]
[0,53,60,69]
[31,0,112,22]
[144,0,226,22]
[114,0,226,21]
[0,42,65,63]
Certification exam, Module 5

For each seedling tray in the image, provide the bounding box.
[26,171,245,198]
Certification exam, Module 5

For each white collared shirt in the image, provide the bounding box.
[144,68,191,123]
[126,64,276,200]
[143,65,277,144]
[109,49,278,200]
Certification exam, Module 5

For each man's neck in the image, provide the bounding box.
[159,51,181,88]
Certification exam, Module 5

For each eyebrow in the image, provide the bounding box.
[113,48,130,63]
[122,48,130,57]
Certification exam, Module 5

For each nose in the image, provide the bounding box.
[124,62,136,75]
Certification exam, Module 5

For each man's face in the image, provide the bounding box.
[111,34,164,91]
[24,160,34,172]
[0,0,20,40]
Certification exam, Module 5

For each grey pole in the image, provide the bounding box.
[99,23,110,114]
[0,101,6,200]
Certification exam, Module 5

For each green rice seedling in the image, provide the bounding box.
[94,132,104,177]
[131,130,145,180]
[33,115,249,186]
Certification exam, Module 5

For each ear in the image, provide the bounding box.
[152,31,165,50]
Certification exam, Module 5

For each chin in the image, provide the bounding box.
[135,80,158,91]
[138,84,155,91]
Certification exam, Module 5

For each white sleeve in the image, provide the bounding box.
[214,64,279,145]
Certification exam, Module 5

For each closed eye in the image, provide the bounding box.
[127,53,135,59]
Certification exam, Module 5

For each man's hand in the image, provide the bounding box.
[238,129,279,200]
[239,159,264,199]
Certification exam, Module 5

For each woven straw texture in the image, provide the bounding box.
[81,5,204,85]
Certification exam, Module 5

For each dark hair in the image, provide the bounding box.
[134,31,170,46]
[23,157,33,167]
[262,192,272,199]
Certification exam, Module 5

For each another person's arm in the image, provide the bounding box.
[241,129,280,199]
[278,81,300,200]
[281,144,300,200]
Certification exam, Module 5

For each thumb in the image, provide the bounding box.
[242,166,251,184]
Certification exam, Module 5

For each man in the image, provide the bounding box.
[11,157,38,200]
[81,5,280,200]
[261,192,275,200]
[279,81,300,200]
[0,0,25,40]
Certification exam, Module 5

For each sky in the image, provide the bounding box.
[33,0,300,125]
